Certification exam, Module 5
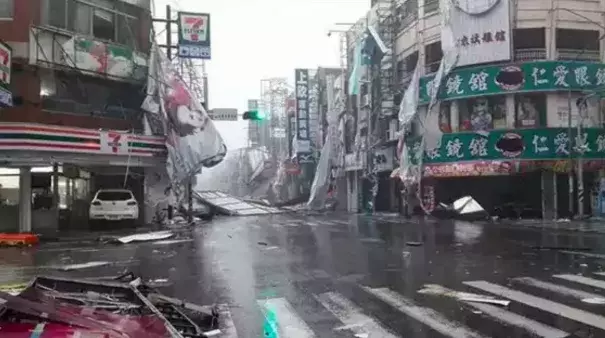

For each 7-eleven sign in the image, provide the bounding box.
[100,131,128,154]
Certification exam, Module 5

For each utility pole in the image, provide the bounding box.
[153,5,194,223]
[567,89,574,218]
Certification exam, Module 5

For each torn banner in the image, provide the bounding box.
[142,43,227,201]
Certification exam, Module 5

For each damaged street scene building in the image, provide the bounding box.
[338,0,605,220]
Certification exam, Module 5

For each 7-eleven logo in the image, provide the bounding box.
[181,14,208,42]
[107,133,122,153]
[101,132,127,154]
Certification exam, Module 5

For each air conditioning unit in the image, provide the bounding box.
[386,119,398,141]
[361,94,371,107]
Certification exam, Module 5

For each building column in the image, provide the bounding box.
[541,171,557,220]
[18,167,32,233]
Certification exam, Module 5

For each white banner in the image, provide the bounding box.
[451,0,511,67]
[142,43,226,201]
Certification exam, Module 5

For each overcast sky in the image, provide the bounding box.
[153,0,369,150]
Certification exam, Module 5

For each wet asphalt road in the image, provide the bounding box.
[3,213,605,337]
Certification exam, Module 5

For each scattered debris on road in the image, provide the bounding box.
[0,272,221,337]
[116,231,175,244]
[53,261,111,271]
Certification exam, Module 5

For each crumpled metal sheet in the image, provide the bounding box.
[0,289,170,338]
[141,43,227,204]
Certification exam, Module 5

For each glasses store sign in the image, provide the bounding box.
[420,61,605,103]
[407,127,605,164]
[178,12,211,59]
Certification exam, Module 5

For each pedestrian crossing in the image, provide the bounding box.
[217,272,605,337]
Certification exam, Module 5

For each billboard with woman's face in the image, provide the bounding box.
[142,43,226,200]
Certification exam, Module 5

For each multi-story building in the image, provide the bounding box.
[345,0,605,219]
[0,0,165,233]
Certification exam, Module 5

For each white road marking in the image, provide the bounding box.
[362,287,486,338]
[553,274,605,290]
[558,251,605,259]
[464,301,568,338]
[217,304,238,338]
[464,280,605,331]
[513,277,605,302]
[257,298,316,338]
[314,292,398,337]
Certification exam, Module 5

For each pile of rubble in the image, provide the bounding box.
[0,273,223,337]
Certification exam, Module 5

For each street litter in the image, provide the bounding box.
[53,261,111,271]
[116,231,174,244]
[418,284,510,307]
[433,196,489,221]
[0,272,221,337]
[153,238,195,245]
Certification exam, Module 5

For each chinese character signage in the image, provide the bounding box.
[407,128,605,164]
[420,61,605,103]
[295,69,310,142]
[177,12,211,59]
[451,0,511,67]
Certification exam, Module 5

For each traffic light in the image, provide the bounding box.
[242,110,266,121]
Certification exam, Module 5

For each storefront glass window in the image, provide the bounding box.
[515,93,545,128]
[0,168,19,206]
[459,95,507,131]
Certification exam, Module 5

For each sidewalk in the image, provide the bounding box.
[36,219,203,244]
[482,218,605,235]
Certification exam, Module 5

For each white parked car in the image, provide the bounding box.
[89,189,139,222]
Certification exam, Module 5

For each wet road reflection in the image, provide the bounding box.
[2,214,605,337]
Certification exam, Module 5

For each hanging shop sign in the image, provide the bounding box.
[406,127,605,164]
[451,0,511,67]
[372,147,395,172]
[345,152,366,171]
[419,61,605,104]
[0,123,166,156]
[177,12,211,59]
[208,108,238,121]
[295,69,313,164]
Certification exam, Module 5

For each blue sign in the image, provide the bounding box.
[177,12,211,59]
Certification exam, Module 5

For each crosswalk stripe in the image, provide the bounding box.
[464,280,605,331]
[463,301,569,338]
[314,292,398,337]
[559,251,605,259]
[554,274,605,290]
[257,298,316,338]
[362,286,486,338]
[217,304,238,338]
[513,276,605,302]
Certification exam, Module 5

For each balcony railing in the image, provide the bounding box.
[556,48,601,62]
[514,48,547,61]
[30,26,148,83]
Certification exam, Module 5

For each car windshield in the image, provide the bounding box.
[96,191,132,201]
